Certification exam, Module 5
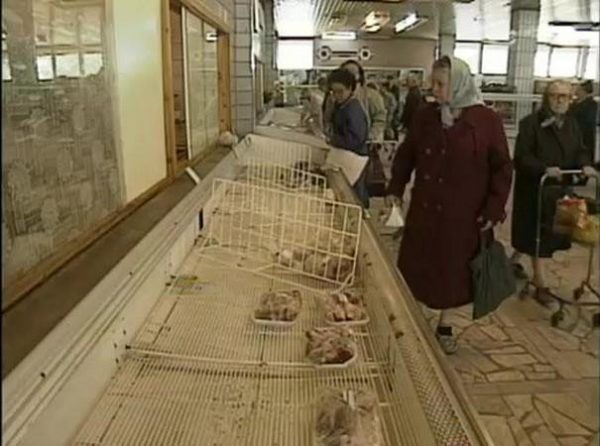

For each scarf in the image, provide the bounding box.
[439,56,484,127]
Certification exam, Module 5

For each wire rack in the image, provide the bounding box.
[240,157,328,197]
[72,160,477,445]
[234,133,314,166]
[73,253,438,445]
[202,178,362,292]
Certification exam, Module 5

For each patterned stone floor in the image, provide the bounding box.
[370,197,599,446]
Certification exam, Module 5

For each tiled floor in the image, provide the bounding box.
[370,197,599,446]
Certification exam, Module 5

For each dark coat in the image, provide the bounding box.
[400,86,423,129]
[331,97,370,207]
[511,111,591,258]
[388,104,513,309]
[330,97,369,156]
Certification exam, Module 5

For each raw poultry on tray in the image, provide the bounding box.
[305,327,356,365]
[324,289,367,323]
[316,388,383,446]
[254,290,302,322]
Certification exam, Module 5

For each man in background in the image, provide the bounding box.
[399,75,423,131]
[570,80,598,166]
[380,81,399,140]
[300,77,328,136]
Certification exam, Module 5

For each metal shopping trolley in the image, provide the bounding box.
[519,169,600,327]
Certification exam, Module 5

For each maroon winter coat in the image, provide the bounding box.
[388,104,513,309]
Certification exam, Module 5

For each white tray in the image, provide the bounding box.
[324,314,370,327]
[252,314,299,328]
[307,340,358,369]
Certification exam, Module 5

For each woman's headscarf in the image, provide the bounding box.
[438,56,484,127]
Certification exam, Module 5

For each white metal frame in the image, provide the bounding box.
[201,178,362,292]
[241,156,328,196]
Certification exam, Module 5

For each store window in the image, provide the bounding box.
[549,47,579,78]
[454,42,481,74]
[534,44,550,77]
[2,0,122,295]
[481,44,509,75]
[32,1,103,80]
[169,5,223,168]
[584,47,598,80]
[277,40,314,70]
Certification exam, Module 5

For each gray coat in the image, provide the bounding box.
[511,110,590,257]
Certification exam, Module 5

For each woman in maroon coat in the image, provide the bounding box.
[387,56,513,353]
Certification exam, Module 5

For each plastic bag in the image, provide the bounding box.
[316,388,383,446]
[573,215,600,246]
[384,204,404,228]
[553,197,588,236]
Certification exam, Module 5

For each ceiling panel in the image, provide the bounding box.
[274,0,453,39]
[274,0,599,46]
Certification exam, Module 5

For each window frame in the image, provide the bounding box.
[163,0,232,178]
[454,40,483,74]
[33,2,104,81]
[480,41,510,76]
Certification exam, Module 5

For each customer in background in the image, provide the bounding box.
[328,69,370,208]
[386,56,513,354]
[379,81,399,140]
[570,80,598,166]
[399,75,423,131]
[300,77,328,136]
[323,60,387,141]
[511,80,595,305]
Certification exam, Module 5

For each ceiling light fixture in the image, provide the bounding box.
[394,12,427,34]
[321,31,357,40]
[364,24,382,33]
[361,11,390,33]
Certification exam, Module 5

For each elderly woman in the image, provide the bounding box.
[511,80,594,304]
[387,56,513,353]
[323,60,387,141]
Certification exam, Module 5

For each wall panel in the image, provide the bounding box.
[112,0,167,202]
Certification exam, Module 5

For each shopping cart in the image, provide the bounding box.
[519,169,600,327]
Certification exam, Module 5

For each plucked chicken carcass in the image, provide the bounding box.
[324,289,367,323]
[305,327,356,365]
[303,252,353,282]
[316,389,383,446]
[254,290,302,322]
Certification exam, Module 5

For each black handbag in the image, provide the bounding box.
[470,230,517,320]
[365,143,387,197]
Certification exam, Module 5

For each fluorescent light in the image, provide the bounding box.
[205,32,217,42]
[321,31,356,41]
[394,13,427,34]
[364,24,382,33]
[361,11,390,33]
[364,12,379,28]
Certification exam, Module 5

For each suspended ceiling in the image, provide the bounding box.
[274,0,599,46]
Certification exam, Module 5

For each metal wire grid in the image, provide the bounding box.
[234,133,313,166]
[361,262,475,446]
[72,234,472,445]
[202,179,362,292]
[130,261,393,368]
[73,356,435,446]
[240,157,328,197]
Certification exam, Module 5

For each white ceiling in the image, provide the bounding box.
[274,0,599,46]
